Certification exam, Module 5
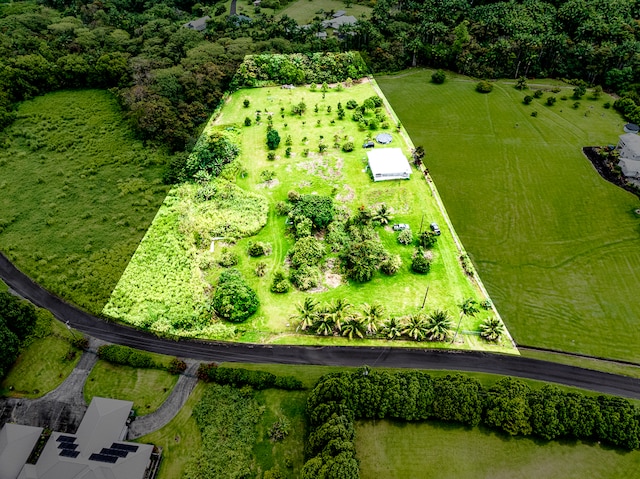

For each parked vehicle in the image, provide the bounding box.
[430,222,441,235]
[393,223,410,231]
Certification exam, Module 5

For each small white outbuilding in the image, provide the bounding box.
[367,148,412,182]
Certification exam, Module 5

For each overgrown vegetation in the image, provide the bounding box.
[184,383,262,479]
[0,90,169,313]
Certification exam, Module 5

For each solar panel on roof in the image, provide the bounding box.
[59,449,80,458]
[89,453,118,463]
[56,435,76,443]
[58,442,78,450]
[101,447,129,458]
[111,443,139,452]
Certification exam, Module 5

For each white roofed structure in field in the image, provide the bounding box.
[367,148,412,182]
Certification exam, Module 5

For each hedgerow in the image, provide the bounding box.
[197,364,304,390]
[302,370,640,477]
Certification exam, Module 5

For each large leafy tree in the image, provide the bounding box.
[211,269,259,322]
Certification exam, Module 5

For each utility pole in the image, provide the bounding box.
[421,285,429,309]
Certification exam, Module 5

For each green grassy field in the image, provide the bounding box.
[137,383,205,479]
[1,318,81,398]
[103,81,512,351]
[276,0,371,23]
[377,70,640,363]
[0,90,170,313]
[84,360,178,415]
[356,419,640,479]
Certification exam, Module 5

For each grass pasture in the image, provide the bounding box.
[1,318,81,398]
[356,419,640,479]
[84,360,178,415]
[104,81,512,351]
[0,90,170,313]
[377,70,640,363]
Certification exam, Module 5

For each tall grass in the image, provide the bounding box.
[0,90,170,313]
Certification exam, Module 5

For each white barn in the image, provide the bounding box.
[617,133,640,178]
[367,148,412,182]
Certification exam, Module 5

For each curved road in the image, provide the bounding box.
[1,253,639,399]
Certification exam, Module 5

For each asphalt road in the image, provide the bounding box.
[1,253,639,399]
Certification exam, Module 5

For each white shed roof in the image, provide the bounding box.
[619,158,640,178]
[367,148,412,182]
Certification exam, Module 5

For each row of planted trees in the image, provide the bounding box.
[291,296,504,343]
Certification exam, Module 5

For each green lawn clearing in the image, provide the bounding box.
[275,0,372,24]
[377,70,640,363]
[0,90,170,314]
[84,360,178,415]
[1,317,81,398]
[137,382,205,479]
[356,419,640,479]
[103,81,513,352]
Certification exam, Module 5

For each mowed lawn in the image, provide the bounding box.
[0,90,170,313]
[275,0,372,23]
[356,419,640,479]
[377,70,640,362]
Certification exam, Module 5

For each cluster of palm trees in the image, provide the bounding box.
[292,296,505,342]
[293,297,464,342]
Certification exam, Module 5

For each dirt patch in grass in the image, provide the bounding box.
[336,184,355,202]
[258,179,280,189]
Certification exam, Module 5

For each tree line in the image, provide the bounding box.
[1,0,638,159]
[302,369,640,478]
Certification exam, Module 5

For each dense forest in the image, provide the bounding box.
[0,0,638,156]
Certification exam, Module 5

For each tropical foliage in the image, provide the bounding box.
[211,269,259,323]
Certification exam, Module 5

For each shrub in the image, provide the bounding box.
[255,261,267,277]
[285,147,291,157]
[397,228,413,245]
[418,230,438,248]
[572,101,580,109]
[476,81,493,93]
[380,254,402,275]
[289,236,325,268]
[212,269,259,322]
[218,247,239,267]
[243,99,250,108]
[573,84,586,99]
[367,95,383,108]
[411,248,431,274]
[270,270,290,293]
[531,111,538,117]
[267,151,276,161]
[260,169,276,182]
[604,102,611,109]
[290,265,320,291]
[533,89,544,98]
[168,357,187,375]
[248,241,271,257]
[97,345,157,369]
[345,99,358,110]
[546,96,557,106]
[431,69,446,84]
[342,141,354,152]
[275,201,291,215]
[266,129,281,149]
[523,95,533,105]
[244,117,252,126]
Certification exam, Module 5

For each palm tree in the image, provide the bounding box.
[382,317,402,340]
[341,316,366,340]
[361,303,385,335]
[372,203,393,225]
[292,297,317,332]
[313,312,335,336]
[480,316,504,342]
[425,309,452,341]
[403,313,428,341]
[327,298,353,332]
[452,298,480,344]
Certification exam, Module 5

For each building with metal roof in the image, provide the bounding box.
[0,397,156,479]
[367,148,412,182]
